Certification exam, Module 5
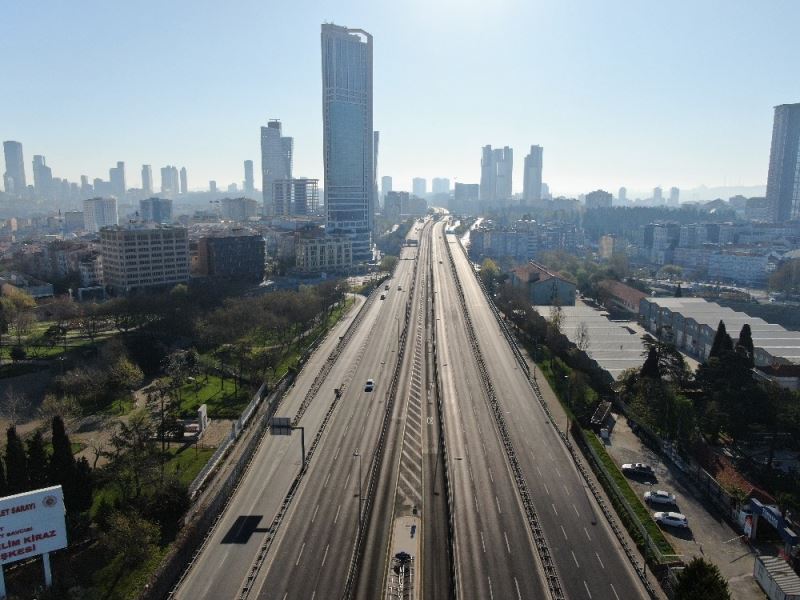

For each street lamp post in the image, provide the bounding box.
[353,449,362,539]
[395,315,400,354]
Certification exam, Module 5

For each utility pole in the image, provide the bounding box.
[353,449,362,539]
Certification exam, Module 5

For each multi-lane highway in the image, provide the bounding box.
[172,215,651,600]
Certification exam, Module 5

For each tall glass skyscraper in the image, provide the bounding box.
[321,24,374,263]
[261,120,293,217]
[523,145,543,205]
[766,103,800,222]
[3,141,26,196]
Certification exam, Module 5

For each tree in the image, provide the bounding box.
[640,347,661,379]
[10,310,35,347]
[674,557,731,600]
[107,412,160,502]
[736,323,754,366]
[0,388,30,425]
[26,431,50,489]
[0,453,6,497]
[708,321,733,359]
[50,416,77,510]
[72,457,94,513]
[5,426,30,494]
[479,258,501,293]
[675,283,683,297]
[145,477,190,542]
[575,321,590,352]
[9,345,26,362]
[380,255,399,273]
[101,511,160,568]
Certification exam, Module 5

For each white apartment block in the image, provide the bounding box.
[83,197,118,233]
[295,235,353,274]
[100,225,190,293]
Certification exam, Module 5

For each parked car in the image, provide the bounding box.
[385,284,390,291]
[621,462,655,476]
[644,490,676,506]
[364,379,375,392]
[380,294,386,300]
[654,511,689,528]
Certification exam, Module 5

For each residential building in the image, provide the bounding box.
[209,180,217,194]
[160,165,180,195]
[78,253,103,287]
[381,176,392,203]
[480,145,513,203]
[3,141,26,195]
[295,234,353,274]
[596,279,646,314]
[100,225,190,293]
[598,234,622,259]
[451,183,479,215]
[669,186,680,206]
[141,165,153,196]
[509,261,576,306]
[745,197,775,222]
[243,160,255,196]
[432,178,450,195]
[708,251,770,287]
[221,197,259,221]
[140,197,173,224]
[83,197,118,233]
[653,186,663,204]
[766,103,800,222]
[585,189,612,209]
[384,191,404,221]
[412,178,427,197]
[261,119,293,216]
[32,155,52,199]
[321,24,374,262]
[180,167,188,194]
[63,211,84,233]
[109,161,125,198]
[522,145,543,205]
[618,187,627,204]
[195,231,265,281]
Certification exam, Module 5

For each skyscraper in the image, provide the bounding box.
[766,103,800,222]
[321,23,374,262]
[381,175,392,202]
[243,160,255,196]
[412,178,427,196]
[160,166,180,195]
[83,197,119,232]
[480,145,513,202]
[141,165,153,196]
[669,186,680,206]
[522,145,543,205]
[618,187,627,204]
[653,186,664,205]
[109,161,126,198]
[373,131,380,210]
[209,180,217,194]
[140,197,173,224]
[261,120,293,216]
[3,141,26,195]
[432,178,450,195]
[180,167,188,194]
[32,155,52,199]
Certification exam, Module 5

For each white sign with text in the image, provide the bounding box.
[0,486,68,565]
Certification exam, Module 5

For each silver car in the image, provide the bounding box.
[654,511,689,528]
[644,490,677,506]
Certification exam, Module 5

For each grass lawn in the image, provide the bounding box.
[176,375,250,419]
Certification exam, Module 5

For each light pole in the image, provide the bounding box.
[353,449,362,539]
[395,315,400,354]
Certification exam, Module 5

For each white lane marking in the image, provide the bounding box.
[584,580,593,598]
[334,445,341,460]
[343,423,350,435]
[324,472,331,488]
[536,466,543,477]
[344,471,352,489]
[561,525,568,540]
[480,530,486,553]
[488,576,494,600]
[584,527,592,541]
[311,504,319,523]
[311,591,316,600]
[552,503,558,516]
[504,531,511,554]
[610,583,621,600]
[474,494,479,512]
[495,495,502,514]
[515,578,522,599]
[295,542,306,566]
[543,482,550,496]
[573,504,580,517]
[572,550,580,567]
[564,484,571,496]
[282,594,287,600]
[555,467,562,478]
[321,544,330,567]
[488,468,494,483]
[596,552,605,569]
[334,504,341,524]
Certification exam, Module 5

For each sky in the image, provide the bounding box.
[2,0,799,197]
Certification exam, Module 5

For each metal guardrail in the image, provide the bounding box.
[443,232,565,600]
[452,236,660,597]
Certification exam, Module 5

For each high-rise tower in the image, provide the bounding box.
[480,145,513,203]
[321,23,374,262]
[261,120,293,217]
[179,167,188,194]
[141,165,153,196]
[3,141,26,195]
[243,160,255,196]
[109,161,126,198]
[522,145,543,205]
[766,103,800,222]
[32,155,53,199]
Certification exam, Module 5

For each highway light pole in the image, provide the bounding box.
[395,315,400,354]
[353,449,362,539]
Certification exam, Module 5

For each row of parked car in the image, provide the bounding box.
[621,462,689,529]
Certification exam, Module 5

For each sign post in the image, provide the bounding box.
[0,485,68,596]
[270,417,305,469]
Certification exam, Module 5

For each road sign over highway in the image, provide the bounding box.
[270,417,292,435]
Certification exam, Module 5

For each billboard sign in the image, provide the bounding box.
[0,486,68,565]
[270,417,292,435]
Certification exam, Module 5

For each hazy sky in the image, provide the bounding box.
[2,0,799,197]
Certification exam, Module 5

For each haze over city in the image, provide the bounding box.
[2,0,799,196]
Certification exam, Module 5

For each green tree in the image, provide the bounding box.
[9,345,26,362]
[101,511,160,568]
[709,321,733,359]
[736,323,754,366]
[640,347,661,379]
[380,255,399,272]
[675,283,683,297]
[0,454,6,496]
[49,416,77,510]
[5,426,30,494]
[26,431,50,489]
[72,457,94,513]
[145,477,190,542]
[479,258,501,293]
[107,412,160,502]
[674,557,731,600]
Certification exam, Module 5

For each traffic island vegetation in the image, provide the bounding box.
[2,278,354,599]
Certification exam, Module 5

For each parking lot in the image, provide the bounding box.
[606,415,766,600]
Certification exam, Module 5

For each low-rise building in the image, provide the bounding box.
[295,234,352,274]
[195,231,265,280]
[509,261,576,306]
[100,225,190,294]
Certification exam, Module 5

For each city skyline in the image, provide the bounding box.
[2,1,799,197]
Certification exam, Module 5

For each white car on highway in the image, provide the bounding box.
[644,490,676,506]
[654,511,689,528]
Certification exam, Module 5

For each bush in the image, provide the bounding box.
[9,345,26,362]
